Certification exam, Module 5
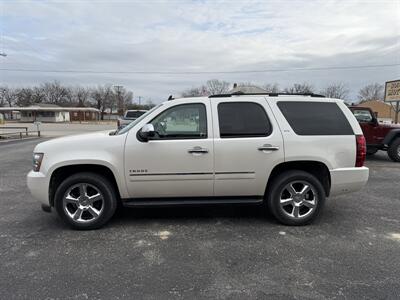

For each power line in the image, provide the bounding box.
[0,63,399,75]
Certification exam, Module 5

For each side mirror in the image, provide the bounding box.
[139,124,155,142]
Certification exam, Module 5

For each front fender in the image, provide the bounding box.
[46,158,129,199]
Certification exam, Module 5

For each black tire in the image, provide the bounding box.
[266,170,326,226]
[54,172,117,230]
[388,138,400,162]
[366,147,378,156]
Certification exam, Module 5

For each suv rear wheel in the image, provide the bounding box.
[388,138,400,162]
[54,172,117,230]
[267,170,326,225]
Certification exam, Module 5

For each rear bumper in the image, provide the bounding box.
[27,170,50,206]
[329,166,369,196]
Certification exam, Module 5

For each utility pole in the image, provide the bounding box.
[114,85,123,116]
[138,96,142,106]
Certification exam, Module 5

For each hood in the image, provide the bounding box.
[34,130,120,153]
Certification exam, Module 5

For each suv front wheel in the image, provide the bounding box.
[54,172,117,230]
[267,170,326,226]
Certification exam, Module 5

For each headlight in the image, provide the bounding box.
[32,153,44,172]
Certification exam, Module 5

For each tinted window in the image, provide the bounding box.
[277,101,353,135]
[218,102,272,138]
[150,103,207,139]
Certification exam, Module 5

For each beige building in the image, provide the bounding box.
[355,100,400,124]
[0,105,100,123]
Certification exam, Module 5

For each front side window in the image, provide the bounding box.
[218,102,272,138]
[150,103,207,139]
[352,109,373,123]
[117,104,162,135]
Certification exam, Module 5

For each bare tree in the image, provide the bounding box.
[91,85,114,120]
[31,87,46,104]
[320,82,349,99]
[71,86,91,107]
[16,88,34,107]
[113,86,133,115]
[284,83,315,94]
[263,83,280,93]
[41,81,70,105]
[0,86,18,107]
[206,79,230,95]
[181,86,208,97]
[0,89,4,107]
[358,83,384,102]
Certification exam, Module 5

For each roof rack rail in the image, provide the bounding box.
[209,92,325,98]
[208,93,233,98]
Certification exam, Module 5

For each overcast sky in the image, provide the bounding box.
[1,0,399,103]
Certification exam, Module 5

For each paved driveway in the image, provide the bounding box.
[0,138,399,299]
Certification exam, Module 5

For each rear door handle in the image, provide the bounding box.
[258,144,280,151]
[188,146,209,154]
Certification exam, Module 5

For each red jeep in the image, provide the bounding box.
[349,106,400,162]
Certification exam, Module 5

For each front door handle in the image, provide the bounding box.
[258,144,280,151]
[188,146,209,154]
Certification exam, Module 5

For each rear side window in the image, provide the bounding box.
[277,101,353,135]
[218,102,272,138]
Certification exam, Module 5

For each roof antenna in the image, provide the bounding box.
[168,95,174,101]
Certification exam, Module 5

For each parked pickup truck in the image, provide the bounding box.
[117,110,147,128]
[27,93,369,229]
[349,106,400,162]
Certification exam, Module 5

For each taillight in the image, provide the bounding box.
[355,135,366,167]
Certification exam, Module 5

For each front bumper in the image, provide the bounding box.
[329,166,369,196]
[27,170,50,206]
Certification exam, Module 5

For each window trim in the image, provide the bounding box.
[217,101,273,139]
[139,103,208,141]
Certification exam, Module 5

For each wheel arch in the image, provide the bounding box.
[383,129,400,145]
[49,164,121,207]
[265,161,331,197]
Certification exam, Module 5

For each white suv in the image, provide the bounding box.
[27,93,369,229]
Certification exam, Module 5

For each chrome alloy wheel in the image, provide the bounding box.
[279,181,318,219]
[62,183,104,223]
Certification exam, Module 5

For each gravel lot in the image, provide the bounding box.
[0,138,399,299]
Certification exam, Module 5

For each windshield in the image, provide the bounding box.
[125,111,146,118]
[117,104,162,135]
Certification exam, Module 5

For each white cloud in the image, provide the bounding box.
[1,0,399,101]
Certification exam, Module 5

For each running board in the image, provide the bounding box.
[122,196,264,207]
